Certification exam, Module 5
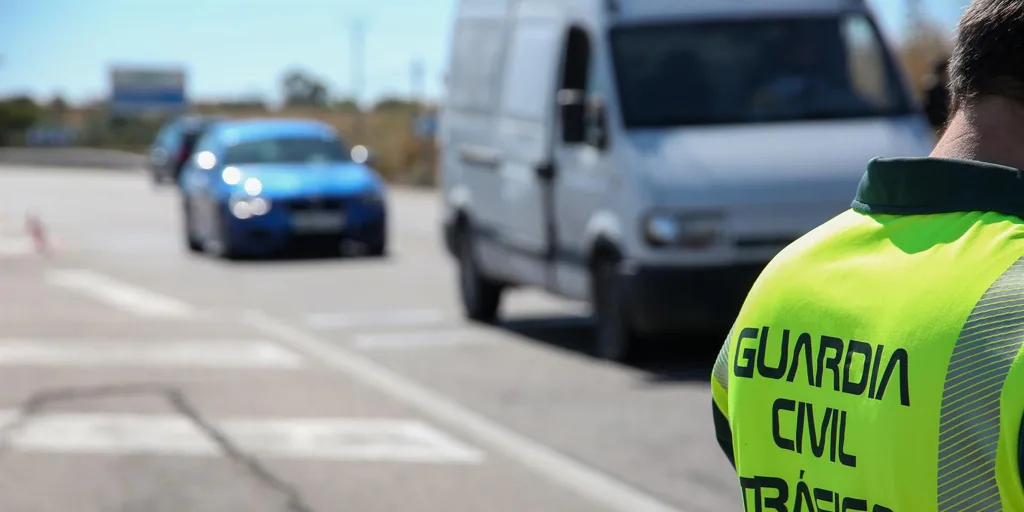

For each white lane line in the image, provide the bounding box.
[0,236,34,256]
[0,412,482,463]
[352,329,493,351]
[245,311,684,512]
[305,309,447,330]
[0,339,304,369]
[45,269,195,318]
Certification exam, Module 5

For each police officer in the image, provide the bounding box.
[712,2,1024,510]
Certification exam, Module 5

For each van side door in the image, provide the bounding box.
[552,27,618,299]
[493,11,567,281]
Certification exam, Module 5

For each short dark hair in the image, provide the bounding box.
[948,0,1024,109]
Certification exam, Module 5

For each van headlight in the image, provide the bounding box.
[643,211,722,248]
[229,196,272,219]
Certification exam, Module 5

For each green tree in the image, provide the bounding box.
[0,96,42,145]
[280,69,330,107]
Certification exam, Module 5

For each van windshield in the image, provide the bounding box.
[609,14,914,128]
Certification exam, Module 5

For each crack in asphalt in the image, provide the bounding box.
[0,383,318,512]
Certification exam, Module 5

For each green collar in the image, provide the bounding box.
[852,157,1024,216]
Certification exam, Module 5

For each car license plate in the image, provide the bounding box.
[291,212,346,232]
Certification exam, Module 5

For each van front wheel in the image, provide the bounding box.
[457,228,503,323]
[591,257,643,362]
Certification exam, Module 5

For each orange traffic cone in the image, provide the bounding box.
[25,212,48,256]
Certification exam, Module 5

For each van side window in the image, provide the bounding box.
[448,22,505,114]
[500,21,563,121]
[559,27,592,144]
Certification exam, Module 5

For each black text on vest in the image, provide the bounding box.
[732,326,911,408]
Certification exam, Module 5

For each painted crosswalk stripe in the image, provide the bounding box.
[0,339,304,369]
[0,412,484,463]
[305,309,447,330]
[352,329,492,351]
[0,236,34,256]
[46,269,195,318]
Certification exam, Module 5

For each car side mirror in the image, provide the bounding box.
[558,89,586,144]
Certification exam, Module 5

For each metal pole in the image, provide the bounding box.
[351,19,366,142]
[410,57,425,106]
[906,0,923,34]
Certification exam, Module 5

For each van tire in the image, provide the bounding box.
[457,227,503,323]
[591,256,642,362]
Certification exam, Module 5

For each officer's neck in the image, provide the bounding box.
[931,96,1024,170]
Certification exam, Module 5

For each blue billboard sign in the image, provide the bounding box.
[109,68,187,115]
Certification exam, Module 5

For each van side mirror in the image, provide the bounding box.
[558,89,587,144]
[586,97,609,150]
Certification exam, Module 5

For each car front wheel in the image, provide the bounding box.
[181,198,202,253]
[208,205,240,260]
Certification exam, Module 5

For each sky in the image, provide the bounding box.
[0,0,969,106]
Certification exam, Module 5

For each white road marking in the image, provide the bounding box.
[0,236,34,256]
[45,269,195,318]
[245,311,684,512]
[36,269,681,511]
[352,329,493,351]
[0,339,304,369]
[305,309,447,330]
[0,411,482,463]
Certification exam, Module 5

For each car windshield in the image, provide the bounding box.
[223,136,351,165]
[609,13,914,128]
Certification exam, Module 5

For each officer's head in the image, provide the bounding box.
[948,1,1024,112]
[933,1,1024,166]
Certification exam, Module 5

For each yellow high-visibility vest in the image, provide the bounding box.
[713,157,1024,511]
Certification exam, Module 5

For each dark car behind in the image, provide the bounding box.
[145,115,225,186]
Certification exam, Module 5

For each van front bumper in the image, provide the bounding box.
[619,262,767,335]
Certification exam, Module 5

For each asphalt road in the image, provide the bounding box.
[0,165,742,512]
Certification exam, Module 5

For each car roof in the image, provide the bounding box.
[210,118,338,144]
[175,115,227,133]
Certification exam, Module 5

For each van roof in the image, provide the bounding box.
[609,0,868,24]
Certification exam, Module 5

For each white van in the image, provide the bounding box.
[438,0,936,361]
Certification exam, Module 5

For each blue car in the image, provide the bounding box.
[178,118,387,258]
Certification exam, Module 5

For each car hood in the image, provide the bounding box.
[626,116,935,207]
[225,162,381,198]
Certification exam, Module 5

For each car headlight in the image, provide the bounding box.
[229,196,272,219]
[643,211,722,248]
